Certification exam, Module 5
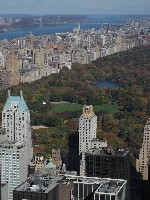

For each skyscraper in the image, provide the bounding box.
[85,148,130,199]
[85,148,130,180]
[136,119,150,180]
[79,105,107,176]
[6,53,20,86]
[0,91,33,200]
[79,105,97,154]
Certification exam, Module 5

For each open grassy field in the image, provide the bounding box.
[51,103,122,113]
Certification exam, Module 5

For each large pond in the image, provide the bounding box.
[92,81,119,89]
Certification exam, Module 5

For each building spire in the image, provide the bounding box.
[20,90,23,98]
[8,90,11,97]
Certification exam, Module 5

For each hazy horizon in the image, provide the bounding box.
[0,14,150,16]
[0,0,149,15]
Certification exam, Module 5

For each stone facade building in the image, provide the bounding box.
[136,119,150,180]
[0,91,33,200]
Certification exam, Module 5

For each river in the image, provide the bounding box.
[0,14,149,40]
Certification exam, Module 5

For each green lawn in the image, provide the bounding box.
[51,103,122,113]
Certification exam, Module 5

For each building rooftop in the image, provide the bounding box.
[14,174,127,196]
[14,173,64,193]
[80,105,96,119]
[45,160,56,169]
[86,148,129,157]
[3,91,29,112]
[66,175,126,195]
[0,140,26,148]
[146,118,150,125]
[96,181,125,195]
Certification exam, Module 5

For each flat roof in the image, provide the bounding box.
[0,140,25,148]
[85,148,129,157]
[97,181,123,194]
[14,174,64,193]
[14,174,126,195]
[65,175,126,195]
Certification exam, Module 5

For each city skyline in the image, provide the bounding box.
[0,0,149,15]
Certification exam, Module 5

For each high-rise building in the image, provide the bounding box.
[0,91,33,200]
[67,131,80,174]
[136,119,150,180]
[34,49,44,67]
[79,105,107,176]
[79,105,97,176]
[85,147,130,198]
[6,53,20,86]
[79,105,97,154]
[0,52,4,68]
[0,69,10,89]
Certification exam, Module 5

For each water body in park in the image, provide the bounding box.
[92,81,119,89]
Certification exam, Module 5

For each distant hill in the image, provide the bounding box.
[0,14,88,31]
[0,14,34,18]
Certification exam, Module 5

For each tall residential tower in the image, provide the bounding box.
[136,119,150,180]
[0,91,33,200]
[79,105,107,176]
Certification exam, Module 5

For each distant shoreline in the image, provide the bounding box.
[0,14,149,40]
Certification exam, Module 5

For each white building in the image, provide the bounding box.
[0,91,33,200]
[0,141,28,199]
[136,118,150,180]
[72,176,127,200]
[0,51,5,68]
[79,105,107,176]
[79,105,97,154]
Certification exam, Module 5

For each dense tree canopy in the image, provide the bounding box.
[0,45,150,157]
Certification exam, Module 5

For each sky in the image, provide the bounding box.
[0,0,149,15]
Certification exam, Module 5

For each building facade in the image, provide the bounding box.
[0,91,33,200]
[85,148,130,199]
[79,105,97,154]
[6,53,20,86]
[136,119,150,180]
[79,105,97,176]
[85,148,130,180]
[79,105,107,176]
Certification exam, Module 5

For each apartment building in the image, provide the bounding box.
[0,91,33,200]
[136,119,150,180]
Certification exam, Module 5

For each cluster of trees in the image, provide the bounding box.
[0,45,149,156]
[32,126,68,158]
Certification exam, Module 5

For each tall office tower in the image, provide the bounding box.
[79,105,97,176]
[136,119,150,180]
[85,148,130,180]
[0,91,33,200]
[67,131,80,174]
[6,53,20,86]
[85,148,130,199]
